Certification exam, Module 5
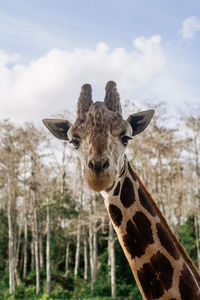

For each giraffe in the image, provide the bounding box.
[43,81,200,300]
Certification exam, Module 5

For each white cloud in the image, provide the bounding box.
[0,50,20,66]
[179,16,200,40]
[0,35,166,125]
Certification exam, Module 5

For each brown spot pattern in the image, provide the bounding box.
[179,263,200,300]
[138,186,156,216]
[113,182,120,196]
[156,223,180,260]
[109,204,123,227]
[137,251,173,299]
[123,211,154,259]
[128,162,137,181]
[120,177,135,208]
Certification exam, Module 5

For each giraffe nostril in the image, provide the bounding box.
[88,159,110,172]
[103,160,109,170]
[88,160,94,170]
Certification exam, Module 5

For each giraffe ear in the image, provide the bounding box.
[127,110,154,136]
[43,119,71,140]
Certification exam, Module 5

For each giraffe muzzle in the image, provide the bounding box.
[88,158,110,173]
[85,155,115,191]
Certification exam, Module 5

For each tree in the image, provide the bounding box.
[185,112,200,270]
[0,120,22,294]
[108,221,116,298]
[46,186,51,295]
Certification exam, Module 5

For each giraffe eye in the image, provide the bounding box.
[121,135,132,146]
[70,139,80,149]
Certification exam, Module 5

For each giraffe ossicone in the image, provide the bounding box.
[43,81,200,300]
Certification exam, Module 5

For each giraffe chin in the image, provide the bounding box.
[85,173,115,192]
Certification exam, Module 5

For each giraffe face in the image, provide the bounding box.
[43,81,154,192]
[67,102,133,192]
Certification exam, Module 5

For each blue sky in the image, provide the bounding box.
[1,0,199,58]
[0,0,200,125]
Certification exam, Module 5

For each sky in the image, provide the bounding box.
[0,0,200,126]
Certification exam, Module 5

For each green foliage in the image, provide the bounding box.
[115,239,135,285]
[179,215,198,267]
[51,189,78,220]
[0,272,73,299]
[50,287,72,299]
[0,209,198,300]
[96,236,141,299]
[93,280,111,297]
[72,278,91,299]
[79,298,120,300]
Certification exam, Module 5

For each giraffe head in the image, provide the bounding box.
[43,81,154,192]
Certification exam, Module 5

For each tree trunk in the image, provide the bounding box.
[15,224,22,286]
[7,175,15,295]
[61,142,67,197]
[31,239,35,272]
[39,232,44,269]
[194,212,200,270]
[74,222,81,277]
[23,212,28,278]
[89,215,94,293]
[109,221,116,298]
[93,223,98,282]
[92,196,98,285]
[64,242,70,277]
[33,191,40,294]
[46,193,51,295]
[194,132,200,270]
[83,227,88,281]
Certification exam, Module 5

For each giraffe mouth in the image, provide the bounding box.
[85,170,116,192]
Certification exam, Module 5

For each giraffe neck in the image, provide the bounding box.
[101,157,200,300]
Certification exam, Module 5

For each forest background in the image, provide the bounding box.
[0,101,199,299]
[0,1,200,299]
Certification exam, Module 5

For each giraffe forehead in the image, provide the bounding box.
[86,102,124,131]
[86,103,111,132]
[71,101,128,138]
